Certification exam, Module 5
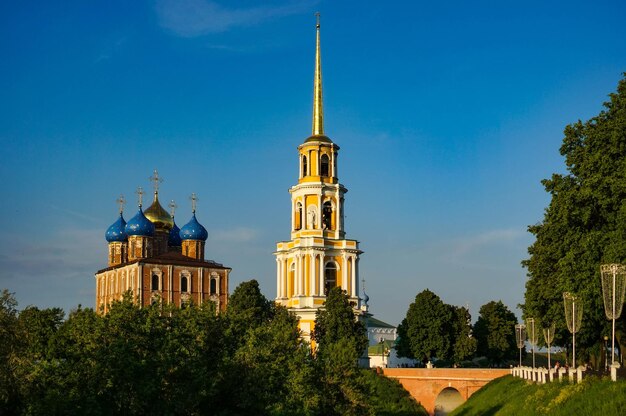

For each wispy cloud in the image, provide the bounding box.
[155,0,316,37]
[49,204,101,224]
[210,227,259,243]
[449,228,526,257]
[0,229,103,310]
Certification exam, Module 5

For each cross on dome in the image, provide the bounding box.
[136,187,145,207]
[190,193,198,213]
[116,194,126,214]
[169,200,178,217]
[149,169,163,194]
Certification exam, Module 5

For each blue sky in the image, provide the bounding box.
[1,0,625,325]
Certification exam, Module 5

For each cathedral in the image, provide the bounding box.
[95,171,230,313]
[274,17,364,340]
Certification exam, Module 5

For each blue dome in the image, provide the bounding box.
[105,214,128,242]
[169,220,182,247]
[180,213,208,241]
[125,208,155,236]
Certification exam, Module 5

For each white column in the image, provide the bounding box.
[276,258,281,298]
[294,254,302,296]
[169,267,173,303]
[317,253,324,296]
[199,268,203,303]
[342,254,348,291]
[280,259,285,298]
[282,259,287,297]
[300,254,306,295]
[351,256,356,297]
[309,253,316,296]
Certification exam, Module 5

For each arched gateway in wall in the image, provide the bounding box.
[434,387,464,415]
[383,368,509,416]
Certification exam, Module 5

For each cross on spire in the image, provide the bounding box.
[136,187,145,207]
[190,193,198,213]
[315,11,320,28]
[148,169,163,194]
[169,200,178,217]
[116,194,126,214]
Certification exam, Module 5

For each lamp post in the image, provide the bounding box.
[526,318,538,369]
[515,324,526,368]
[600,264,626,367]
[563,292,583,368]
[604,335,609,372]
[543,323,555,370]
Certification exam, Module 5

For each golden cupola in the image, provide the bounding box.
[144,192,174,230]
[143,170,174,230]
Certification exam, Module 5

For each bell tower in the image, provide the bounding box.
[275,15,363,340]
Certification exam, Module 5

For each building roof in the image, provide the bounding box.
[96,251,230,274]
[367,317,396,329]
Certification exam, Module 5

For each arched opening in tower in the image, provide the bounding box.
[324,262,337,294]
[320,153,329,177]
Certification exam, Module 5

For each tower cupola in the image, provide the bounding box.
[125,207,155,237]
[180,193,207,260]
[105,214,128,242]
[126,187,154,261]
[180,213,208,241]
[106,195,129,266]
[144,170,174,230]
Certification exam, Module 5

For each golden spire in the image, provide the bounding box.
[312,12,324,136]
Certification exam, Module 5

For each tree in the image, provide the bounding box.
[0,290,22,414]
[474,301,518,364]
[450,306,477,364]
[312,287,368,359]
[313,287,369,416]
[396,289,453,363]
[523,74,626,366]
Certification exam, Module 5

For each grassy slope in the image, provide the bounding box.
[450,375,626,416]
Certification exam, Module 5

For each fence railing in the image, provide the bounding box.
[511,364,620,383]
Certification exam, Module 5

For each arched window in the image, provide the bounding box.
[295,202,302,230]
[302,155,308,177]
[322,201,333,230]
[324,262,337,294]
[181,275,189,293]
[151,274,159,291]
[320,154,329,177]
[210,278,217,295]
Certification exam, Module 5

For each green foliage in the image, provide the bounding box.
[523,74,626,365]
[474,301,518,364]
[396,289,454,362]
[451,306,478,364]
[0,283,427,416]
[449,375,626,416]
[313,287,370,416]
[357,370,427,416]
[313,287,368,360]
[0,290,21,414]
